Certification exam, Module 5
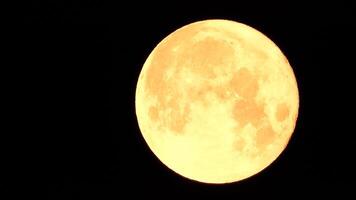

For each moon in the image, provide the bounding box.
[135,19,299,184]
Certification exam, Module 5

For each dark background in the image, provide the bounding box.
[16,0,355,199]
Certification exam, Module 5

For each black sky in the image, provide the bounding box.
[16,0,356,199]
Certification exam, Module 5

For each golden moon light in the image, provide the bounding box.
[135,19,299,184]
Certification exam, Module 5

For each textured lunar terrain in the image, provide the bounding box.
[135,20,299,183]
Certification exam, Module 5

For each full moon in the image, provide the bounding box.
[135,19,299,184]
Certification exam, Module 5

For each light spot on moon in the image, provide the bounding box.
[135,19,299,184]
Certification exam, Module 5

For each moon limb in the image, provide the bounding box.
[135,19,299,183]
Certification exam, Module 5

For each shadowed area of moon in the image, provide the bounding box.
[135,19,299,183]
[144,34,236,134]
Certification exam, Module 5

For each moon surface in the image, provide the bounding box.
[135,19,299,184]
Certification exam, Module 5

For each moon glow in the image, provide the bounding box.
[135,19,299,184]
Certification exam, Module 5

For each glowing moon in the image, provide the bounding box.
[135,19,299,184]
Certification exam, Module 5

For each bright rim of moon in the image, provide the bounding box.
[135,19,299,184]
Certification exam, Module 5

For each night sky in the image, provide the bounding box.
[17,1,355,199]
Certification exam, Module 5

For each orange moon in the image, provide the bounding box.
[135,19,299,184]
